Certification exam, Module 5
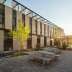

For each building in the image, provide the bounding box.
[64,35,72,48]
[0,0,65,51]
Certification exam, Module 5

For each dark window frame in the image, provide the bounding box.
[22,14,25,26]
[35,20,37,35]
[0,4,5,28]
[40,22,42,35]
[29,17,32,34]
[44,24,46,36]
[12,9,17,31]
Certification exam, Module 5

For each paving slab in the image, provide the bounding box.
[0,51,72,72]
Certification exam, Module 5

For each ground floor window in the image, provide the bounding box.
[37,36,40,48]
[4,30,13,51]
[27,37,32,49]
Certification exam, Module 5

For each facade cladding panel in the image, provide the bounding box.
[45,24,48,37]
[0,30,4,51]
[40,36,44,47]
[32,19,36,34]
[16,11,22,29]
[25,15,30,26]
[32,35,37,48]
[5,6,12,30]
[0,4,5,28]
[42,22,44,36]
[37,21,40,35]
[46,37,50,46]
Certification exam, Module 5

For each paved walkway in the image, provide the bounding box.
[0,51,72,72]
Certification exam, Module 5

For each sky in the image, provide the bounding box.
[5,0,72,35]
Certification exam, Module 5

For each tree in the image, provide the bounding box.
[10,20,30,50]
[62,42,67,50]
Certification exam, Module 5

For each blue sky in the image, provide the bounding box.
[6,0,72,35]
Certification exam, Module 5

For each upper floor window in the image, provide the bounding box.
[0,14,2,24]
[40,22,42,35]
[0,4,5,27]
[29,17,32,34]
[22,14,25,26]
[44,24,46,35]
[12,9,16,30]
[35,20,37,34]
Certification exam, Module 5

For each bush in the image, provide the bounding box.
[62,42,68,50]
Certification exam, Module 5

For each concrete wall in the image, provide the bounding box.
[0,30,4,51]
[5,6,12,30]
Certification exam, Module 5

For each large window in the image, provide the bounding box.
[4,30,13,51]
[29,17,32,34]
[35,20,37,35]
[12,9,16,30]
[44,24,46,35]
[40,22,42,35]
[48,25,49,37]
[0,4,5,28]
[22,14,25,26]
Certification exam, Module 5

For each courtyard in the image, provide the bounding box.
[0,50,72,72]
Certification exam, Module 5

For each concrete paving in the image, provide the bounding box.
[0,51,72,72]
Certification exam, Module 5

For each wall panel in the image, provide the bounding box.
[5,6,12,30]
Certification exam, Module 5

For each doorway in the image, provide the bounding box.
[37,36,40,48]
[4,30,13,51]
[27,37,32,49]
[50,40,52,46]
[44,37,47,47]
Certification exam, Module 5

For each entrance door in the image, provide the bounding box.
[4,30,13,51]
[50,40,52,46]
[37,36,40,48]
[44,37,46,47]
[27,37,32,49]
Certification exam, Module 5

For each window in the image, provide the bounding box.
[29,17,32,34]
[0,4,5,27]
[40,22,42,35]
[22,14,25,26]
[44,24,46,35]
[4,30,13,51]
[48,25,49,37]
[0,14,2,24]
[35,20,37,34]
[12,10,16,30]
